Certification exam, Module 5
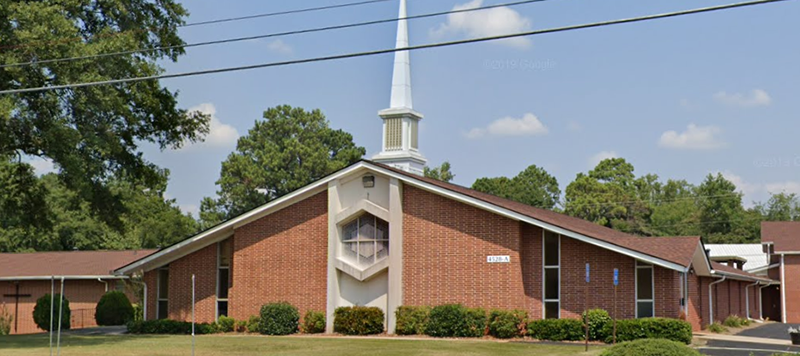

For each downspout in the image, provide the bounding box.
[709,276,727,325]
[781,254,787,323]
[758,283,770,320]
[97,278,108,292]
[745,281,759,320]
[143,282,148,321]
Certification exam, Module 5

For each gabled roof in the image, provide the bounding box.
[0,249,156,281]
[710,261,775,283]
[762,221,800,253]
[705,244,769,272]
[116,160,707,274]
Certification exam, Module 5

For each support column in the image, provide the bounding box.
[326,180,341,333]
[387,178,404,334]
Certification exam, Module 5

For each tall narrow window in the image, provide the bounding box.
[156,267,169,320]
[543,230,560,319]
[636,260,655,318]
[217,239,232,319]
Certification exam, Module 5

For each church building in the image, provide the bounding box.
[114,0,775,333]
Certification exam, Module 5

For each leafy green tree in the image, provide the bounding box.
[0,0,209,228]
[201,105,365,223]
[696,173,745,238]
[0,158,53,251]
[756,193,800,221]
[424,162,455,182]
[472,165,560,210]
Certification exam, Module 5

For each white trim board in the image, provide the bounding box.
[0,275,127,281]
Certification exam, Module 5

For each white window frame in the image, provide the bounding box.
[542,229,561,319]
[635,260,655,318]
[216,240,231,320]
[341,213,389,267]
[156,267,169,320]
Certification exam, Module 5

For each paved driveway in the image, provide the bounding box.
[699,323,800,356]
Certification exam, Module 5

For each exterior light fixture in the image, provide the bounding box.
[362,175,375,188]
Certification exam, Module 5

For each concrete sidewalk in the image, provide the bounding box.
[695,332,794,347]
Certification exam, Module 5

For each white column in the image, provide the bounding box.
[387,178,404,334]
[326,180,341,333]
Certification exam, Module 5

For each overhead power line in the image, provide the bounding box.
[0,0,548,70]
[0,0,791,95]
[181,0,392,27]
[0,0,393,52]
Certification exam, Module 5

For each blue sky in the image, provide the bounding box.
[37,0,798,215]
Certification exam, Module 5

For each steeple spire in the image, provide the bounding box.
[390,0,413,109]
[373,0,426,175]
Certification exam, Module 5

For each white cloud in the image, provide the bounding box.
[658,124,725,150]
[713,89,772,108]
[720,171,761,198]
[267,39,293,55]
[719,171,800,206]
[431,0,532,49]
[764,181,800,196]
[27,157,56,176]
[182,103,239,151]
[466,113,548,139]
[589,151,618,167]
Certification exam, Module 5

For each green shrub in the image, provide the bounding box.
[488,309,526,339]
[259,302,299,335]
[527,319,585,341]
[604,318,693,344]
[722,315,749,328]
[33,294,70,331]
[395,306,430,335]
[302,311,326,334]
[707,322,727,333]
[95,291,135,326]
[583,309,612,341]
[0,303,12,335]
[132,304,144,322]
[235,320,247,332]
[333,306,384,335]
[425,304,487,338]
[245,315,260,333]
[126,319,219,334]
[216,316,235,332]
[600,338,701,356]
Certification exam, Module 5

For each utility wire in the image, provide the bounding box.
[0,0,393,52]
[0,0,548,70]
[0,0,791,95]
[181,0,392,27]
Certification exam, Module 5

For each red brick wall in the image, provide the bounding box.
[784,255,800,322]
[402,186,526,312]
[687,274,703,331]
[689,276,756,329]
[520,223,543,319]
[143,270,157,321]
[0,279,107,334]
[229,191,328,322]
[167,244,218,323]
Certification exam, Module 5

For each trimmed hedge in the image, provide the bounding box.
[217,316,235,332]
[33,294,70,331]
[603,318,692,344]
[583,309,612,341]
[600,338,701,356]
[126,319,219,334]
[527,318,585,341]
[302,311,326,334]
[334,306,384,335]
[395,306,430,335]
[425,304,486,338]
[95,291,135,326]
[488,309,527,339]
[259,302,299,335]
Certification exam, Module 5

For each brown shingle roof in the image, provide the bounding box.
[0,250,156,279]
[370,161,701,267]
[762,221,800,253]
[710,261,773,281]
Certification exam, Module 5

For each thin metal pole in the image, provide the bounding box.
[49,276,54,356]
[56,277,64,356]
[192,274,196,356]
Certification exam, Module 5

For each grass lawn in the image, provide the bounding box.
[0,334,605,356]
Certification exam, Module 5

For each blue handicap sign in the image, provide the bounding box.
[613,268,619,286]
[586,263,590,283]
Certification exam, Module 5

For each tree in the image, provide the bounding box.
[757,193,800,221]
[201,105,365,223]
[0,0,209,228]
[472,164,560,210]
[696,173,745,239]
[424,162,455,182]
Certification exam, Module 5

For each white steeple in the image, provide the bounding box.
[373,0,426,175]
